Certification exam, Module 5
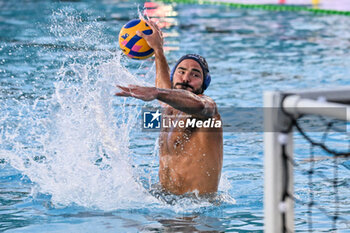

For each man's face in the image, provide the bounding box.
[172,59,204,94]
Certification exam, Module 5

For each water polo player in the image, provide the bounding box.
[115,20,223,196]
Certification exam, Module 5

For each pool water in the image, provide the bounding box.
[1,0,350,232]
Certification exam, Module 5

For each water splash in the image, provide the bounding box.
[0,8,235,212]
[1,8,157,210]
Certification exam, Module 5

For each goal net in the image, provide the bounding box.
[264,87,350,232]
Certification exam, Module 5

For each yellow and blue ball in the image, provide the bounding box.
[118,19,154,60]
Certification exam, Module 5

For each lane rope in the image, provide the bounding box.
[159,0,350,16]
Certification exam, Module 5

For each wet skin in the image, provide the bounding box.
[158,59,223,195]
[115,20,223,195]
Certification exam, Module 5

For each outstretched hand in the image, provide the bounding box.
[136,19,163,53]
[115,85,158,101]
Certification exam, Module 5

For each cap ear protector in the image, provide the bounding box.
[170,54,211,91]
[203,73,211,91]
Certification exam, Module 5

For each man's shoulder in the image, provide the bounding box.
[197,94,214,101]
[199,94,218,107]
[197,94,220,117]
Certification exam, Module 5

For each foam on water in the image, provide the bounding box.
[0,8,235,212]
[1,8,157,210]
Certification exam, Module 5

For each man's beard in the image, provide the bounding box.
[174,83,202,95]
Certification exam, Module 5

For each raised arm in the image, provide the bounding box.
[136,20,171,89]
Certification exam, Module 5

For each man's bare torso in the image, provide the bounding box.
[159,107,223,195]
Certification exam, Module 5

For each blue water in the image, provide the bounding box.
[1,0,350,232]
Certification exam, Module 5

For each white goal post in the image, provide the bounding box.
[263,87,350,233]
